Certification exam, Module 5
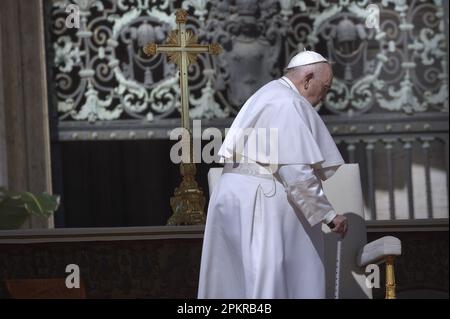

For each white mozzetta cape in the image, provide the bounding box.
[218,77,344,171]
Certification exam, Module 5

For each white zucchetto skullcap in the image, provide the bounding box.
[286,50,328,69]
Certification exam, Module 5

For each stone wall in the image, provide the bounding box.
[0,229,447,299]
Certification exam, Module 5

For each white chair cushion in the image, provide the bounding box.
[357,236,402,267]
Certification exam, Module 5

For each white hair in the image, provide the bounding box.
[284,61,331,77]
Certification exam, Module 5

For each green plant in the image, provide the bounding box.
[0,187,60,230]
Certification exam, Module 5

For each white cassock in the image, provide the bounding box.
[198,76,345,299]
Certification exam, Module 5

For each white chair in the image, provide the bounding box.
[207,164,402,299]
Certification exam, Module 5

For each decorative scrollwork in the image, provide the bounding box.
[51,0,448,124]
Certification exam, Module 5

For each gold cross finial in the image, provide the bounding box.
[175,9,188,24]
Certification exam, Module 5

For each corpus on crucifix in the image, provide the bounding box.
[143,9,222,225]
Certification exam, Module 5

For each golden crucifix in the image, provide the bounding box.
[143,9,222,225]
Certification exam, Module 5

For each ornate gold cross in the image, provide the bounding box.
[142,9,222,225]
[143,9,221,131]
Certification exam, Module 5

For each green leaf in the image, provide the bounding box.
[0,187,17,200]
[0,190,60,229]
[0,199,30,230]
[21,192,59,218]
[33,193,60,216]
[21,192,44,215]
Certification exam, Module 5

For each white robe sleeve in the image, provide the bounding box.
[313,165,342,181]
[277,164,337,227]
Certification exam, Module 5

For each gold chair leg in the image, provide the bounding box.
[385,255,396,299]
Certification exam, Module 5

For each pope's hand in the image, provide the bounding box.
[328,215,348,238]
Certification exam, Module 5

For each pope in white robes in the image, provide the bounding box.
[198,51,347,299]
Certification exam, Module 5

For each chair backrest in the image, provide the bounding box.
[207,167,224,197]
[321,164,372,299]
[207,164,371,299]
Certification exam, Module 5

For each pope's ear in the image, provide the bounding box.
[304,72,314,83]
